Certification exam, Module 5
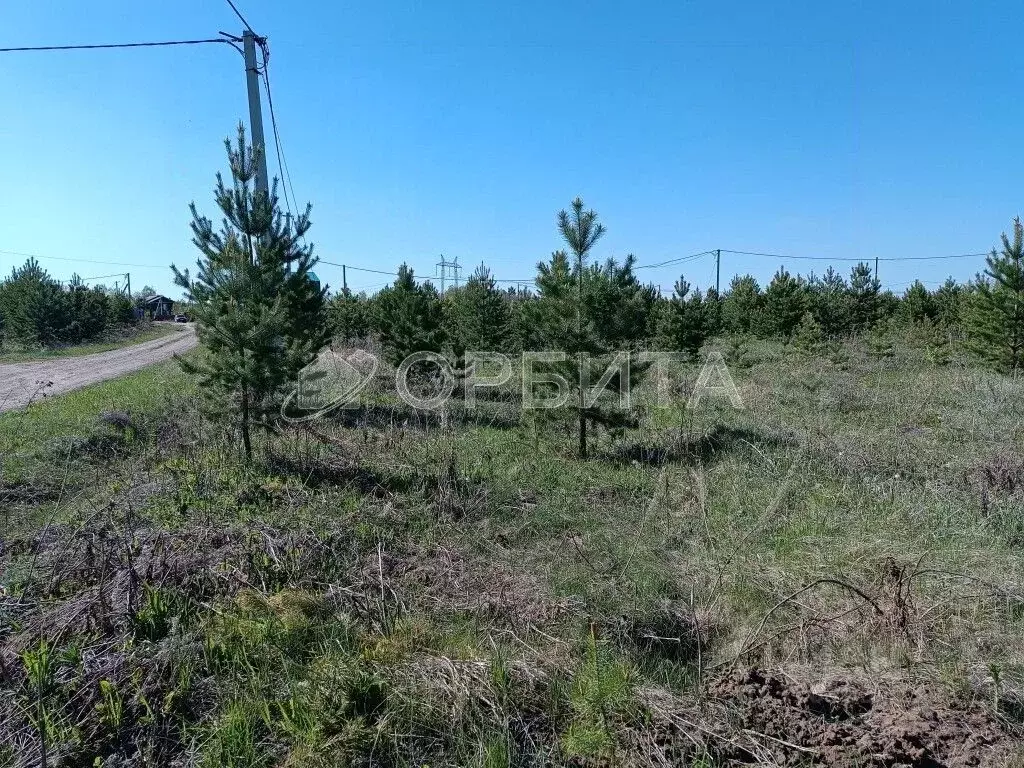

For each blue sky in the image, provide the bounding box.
[1,1,1019,298]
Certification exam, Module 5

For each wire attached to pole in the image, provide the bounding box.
[0,38,236,53]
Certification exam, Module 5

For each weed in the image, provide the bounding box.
[561,626,635,760]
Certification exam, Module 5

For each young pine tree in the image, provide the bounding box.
[443,263,512,354]
[562,198,606,460]
[721,274,762,335]
[172,125,327,459]
[921,318,952,366]
[866,317,898,359]
[582,255,659,348]
[810,267,850,337]
[0,258,71,347]
[534,199,645,459]
[933,278,963,328]
[966,217,1024,374]
[901,280,937,325]
[328,288,371,343]
[656,278,714,361]
[760,267,806,338]
[372,263,444,367]
[791,311,825,357]
[848,262,881,332]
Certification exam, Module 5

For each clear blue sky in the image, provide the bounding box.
[1,1,1020,298]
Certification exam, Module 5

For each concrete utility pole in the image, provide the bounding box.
[243,30,270,200]
[874,255,880,282]
[715,248,721,294]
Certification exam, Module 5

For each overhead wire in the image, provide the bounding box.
[0,38,237,54]
[263,67,301,219]
[0,249,164,270]
[635,250,715,270]
[81,273,128,282]
[718,248,988,262]
[262,66,297,225]
[224,0,257,37]
[0,11,989,293]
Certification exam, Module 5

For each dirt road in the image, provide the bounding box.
[0,324,197,413]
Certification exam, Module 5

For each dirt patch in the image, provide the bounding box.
[695,667,1017,767]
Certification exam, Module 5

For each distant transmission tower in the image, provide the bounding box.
[436,254,461,293]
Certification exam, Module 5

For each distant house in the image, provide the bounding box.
[140,294,174,320]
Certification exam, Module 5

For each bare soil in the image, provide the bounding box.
[695,667,1015,767]
[0,324,196,413]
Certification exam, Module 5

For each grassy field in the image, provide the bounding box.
[0,322,180,363]
[1,339,1023,767]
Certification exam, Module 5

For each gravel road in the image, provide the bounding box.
[0,324,197,413]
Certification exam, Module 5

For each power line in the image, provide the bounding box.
[635,250,715,270]
[346,280,394,293]
[0,38,235,54]
[0,249,161,269]
[319,262,396,276]
[320,260,538,284]
[262,66,297,225]
[888,278,952,288]
[718,248,988,263]
[224,0,258,37]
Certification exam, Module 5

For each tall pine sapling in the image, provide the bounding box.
[810,267,850,337]
[967,217,1024,374]
[922,318,952,366]
[533,199,646,459]
[901,280,937,325]
[328,288,371,343]
[934,278,963,329]
[172,124,327,459]
[0,258,69,347]
[563,198,606,460]
[582,255,659,348]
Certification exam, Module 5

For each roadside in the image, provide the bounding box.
[0,323,197,413]
[0,321,183,364]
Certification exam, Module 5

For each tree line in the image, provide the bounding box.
[328,216,1024,374]
[0,259,136,349]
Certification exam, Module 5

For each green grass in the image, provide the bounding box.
[0,359,193,538]
[0,359,189,474]
[2,337,1024,766]
[0,322,181,363]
